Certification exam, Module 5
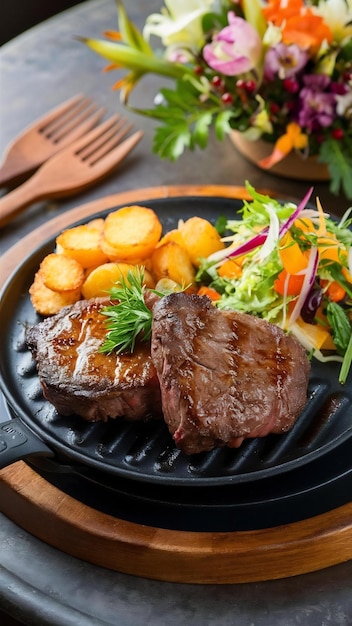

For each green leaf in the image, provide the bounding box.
[201,10,228,33]
[153,122,192,160]
[215,215,228,235]
[326,302,352,354]
[80,38,190,81]
[339,333,352,384]
[158,86,195,111]
[129,104,185,121]
[319,135,352,199]
[115,0,153,55]
[214,110,234,140]
[193,113,212,149]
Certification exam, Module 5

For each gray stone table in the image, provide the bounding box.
[0,1,351,624]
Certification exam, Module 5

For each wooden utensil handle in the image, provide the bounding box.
[0,176,43,227]
[0,161,25,188]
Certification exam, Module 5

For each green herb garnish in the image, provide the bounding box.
[339,333,352,385]
[326,301,352,384]
[326,302,352,354]
[100,268,153,354]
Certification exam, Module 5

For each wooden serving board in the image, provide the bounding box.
[1,185,351,584]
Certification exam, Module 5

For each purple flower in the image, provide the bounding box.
[298,74,336,132]
[202,12,262,76]
[264,43,308,80]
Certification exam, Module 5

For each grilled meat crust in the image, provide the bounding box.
[26,298,162,422]
[151,293,310,455]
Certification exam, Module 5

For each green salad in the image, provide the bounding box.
[197,184,352,383]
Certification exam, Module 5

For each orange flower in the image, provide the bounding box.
[282,12,333,54]
[262,0,304,24]
[258,122,308,169]
[262,0,333,54]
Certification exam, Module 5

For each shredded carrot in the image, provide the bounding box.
[295,317,333,351]
[342,267,352,283]
[294,217,315,234]
[218,257,244,279]
[274,269,305,296]
[316,197,327,236]
[314,304,329,325]
[197,286,221,301]
[279,232,308,274]
[319,243,346,265]
[320,334,337,351]
[321,280,346,303]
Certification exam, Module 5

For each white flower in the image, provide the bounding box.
[143,0,213,49]
[336,90,352,118]
[313,0,352,44]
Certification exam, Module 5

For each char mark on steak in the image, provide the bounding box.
[26,298,162,422]
[151,293,310,455]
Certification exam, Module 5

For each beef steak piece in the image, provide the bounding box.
[151,293,310,455]
[26,298,162,422]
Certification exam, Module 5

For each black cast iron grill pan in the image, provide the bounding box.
[0,197,351,496]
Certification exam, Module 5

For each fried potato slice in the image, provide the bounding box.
[86,217,105,231]
[179,217,224,267]
[103,205,162,262]
[157,228,185,248]
[29,269,81,315]
[40,253,85,292]
[56,224,109,268]
[99,236,148,265]
[151,241,195,288]
[81,263,155,299]
[81,262,135,299]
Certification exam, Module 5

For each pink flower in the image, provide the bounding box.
[202,13,262,76]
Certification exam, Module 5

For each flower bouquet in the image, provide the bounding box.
[82,0,352,198]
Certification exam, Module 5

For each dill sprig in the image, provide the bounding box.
[100,268,153,354]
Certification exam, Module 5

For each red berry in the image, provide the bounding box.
[193,65,203,75]
[211,76,225,93]
[269,102,280,114]
[211,75,223,88]
[221,92,234,105]
[332,128,344,140]
[283,78,299,93]
[236,79,246,89]
[245,80,256,93]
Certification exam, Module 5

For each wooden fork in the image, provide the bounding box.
[0,94,106,187]
[0,117,143,227]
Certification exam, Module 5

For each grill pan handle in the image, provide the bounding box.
[0,417,54,469]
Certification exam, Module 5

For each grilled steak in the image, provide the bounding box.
[26,298,162,422]
[151,293,310,455]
